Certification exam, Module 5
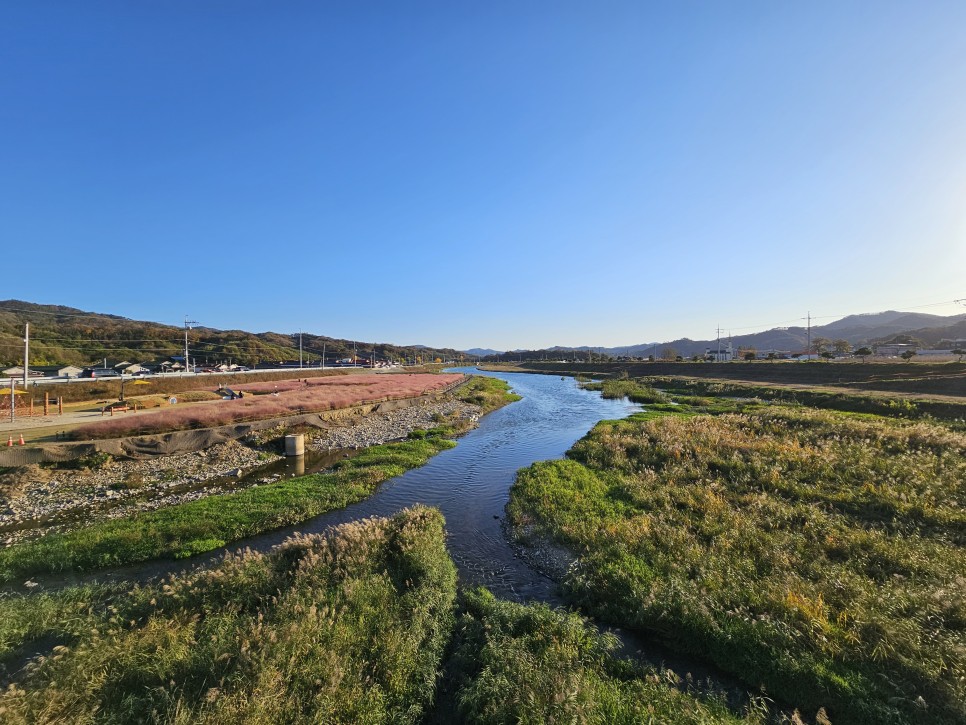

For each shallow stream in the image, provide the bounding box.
[261,367,639,602]
[12,368,753,700]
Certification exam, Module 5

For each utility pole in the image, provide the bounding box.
[322,342,326,369]
[806,311,811,360]
[23,323,29,389]
[299,331,303,369]
[184,316,198,373]
[8,379,14,423]
[716,325,722,362]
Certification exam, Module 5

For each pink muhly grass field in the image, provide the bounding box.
[74,373,464,439]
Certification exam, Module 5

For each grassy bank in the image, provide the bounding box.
[581,378,669,404]
[648,376,966,426]
[0,438,455,581]
[507,360,966,398]
[508,406,966,724]
[0,507,457,723]
[1,509,779,724]
[435,587,759,724]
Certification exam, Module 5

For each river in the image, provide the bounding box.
[18,368,751,697]
[268,367,638,601]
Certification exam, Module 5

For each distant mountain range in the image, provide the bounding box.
[0,301,464,367]
[470,310,966,360]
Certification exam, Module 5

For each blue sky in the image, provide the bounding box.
[3,2,965,350]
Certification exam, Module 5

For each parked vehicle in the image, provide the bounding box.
[80,368,121,378]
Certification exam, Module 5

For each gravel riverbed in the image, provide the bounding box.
[0,440,281,547]
[313,400,479,450]
[0,398,484,548]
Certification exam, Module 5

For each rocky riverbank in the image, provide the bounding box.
[0,440,281,546]
[0,397,487,548]
[313,400,480,450]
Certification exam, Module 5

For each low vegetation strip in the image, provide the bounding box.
[508,406,966,725]
[513,360,966,398]
[455,374,521,414]
[647,376,966,425]
[581,378,669,404]
[0,438,455,580]
[72,373,464,440]
[0,507,457,724]
[435,588,757,724]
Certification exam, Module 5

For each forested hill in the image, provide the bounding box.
[0,301,461,367]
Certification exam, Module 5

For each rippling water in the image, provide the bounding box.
[279,368,639,601]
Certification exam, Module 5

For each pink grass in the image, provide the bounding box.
[74,373,464,439]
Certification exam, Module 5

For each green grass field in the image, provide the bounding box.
[509,403,966,724]
[0,508,778,725]
[435,587,762,724]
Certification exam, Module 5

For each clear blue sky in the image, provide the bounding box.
[3,2,965,350]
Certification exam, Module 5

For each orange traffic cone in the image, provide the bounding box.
[5,435,11,447]
[18,434,25,446]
